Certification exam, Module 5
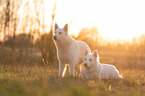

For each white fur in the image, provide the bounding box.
[53,24,90,77]
[80,50,122,79]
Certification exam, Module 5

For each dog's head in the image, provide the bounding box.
[83,50,98,70]
[53,23,68,41]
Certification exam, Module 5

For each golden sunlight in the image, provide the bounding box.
[4,0,145,43]
[54,0,145,42]
[0,1,145,95]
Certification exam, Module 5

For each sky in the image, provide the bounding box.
[53,0,145,42]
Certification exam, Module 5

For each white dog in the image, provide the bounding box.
[53,23,90,77]
[80,50,122,79]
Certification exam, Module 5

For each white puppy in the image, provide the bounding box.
[80,50,122,79]
[53,23,90,77]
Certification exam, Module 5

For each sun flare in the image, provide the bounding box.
[53,0,145,42]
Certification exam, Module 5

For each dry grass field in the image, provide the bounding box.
[0,49,145,96]
[0,46,144,96]
[0,65,144,96]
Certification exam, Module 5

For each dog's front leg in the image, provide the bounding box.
[59,61,65,77]
[69,63,75,77]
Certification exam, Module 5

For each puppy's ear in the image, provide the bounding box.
[63,24,68,33]
[93,50,98,58]
[55,23,59,30]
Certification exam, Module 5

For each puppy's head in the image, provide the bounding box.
[53,23,68,41]
[83,50,98,70]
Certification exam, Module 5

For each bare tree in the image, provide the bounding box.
[0,0,21,41]
[3,0,10,40]
[10,0,21,40]
[38,2,58,66]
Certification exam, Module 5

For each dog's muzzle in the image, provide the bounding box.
[84,63,90,69]
[84,63,88,68]
[53,36,57,40]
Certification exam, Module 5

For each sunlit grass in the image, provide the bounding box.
[0,65,144,96]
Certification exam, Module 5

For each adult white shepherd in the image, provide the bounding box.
[80,50,123,79]
[53,23,90,77]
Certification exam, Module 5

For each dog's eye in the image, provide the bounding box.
[59,32,62,34]
[89,59,92,61]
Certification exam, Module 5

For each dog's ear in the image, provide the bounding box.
[84,50,88,56]
[55,23,59,30]
[93,50,98,58]
[83,51,88,59]
[63,24,68,33]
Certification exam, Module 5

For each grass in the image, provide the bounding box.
[0,65,144,96]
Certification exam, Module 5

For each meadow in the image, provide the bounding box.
[0,45,145,96]
[0,50,144,96]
